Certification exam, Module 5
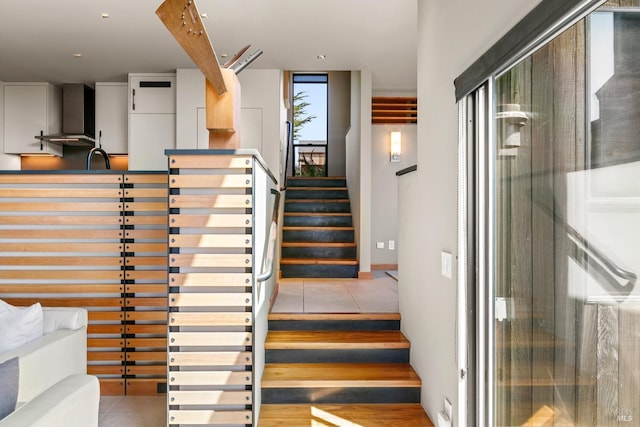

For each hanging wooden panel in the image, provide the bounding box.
[371,96,418,124]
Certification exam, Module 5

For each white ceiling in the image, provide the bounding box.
[0,0,417,92]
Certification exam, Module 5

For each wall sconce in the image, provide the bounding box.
[390,131,402,162]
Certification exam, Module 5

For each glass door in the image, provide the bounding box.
[484,4,640,425]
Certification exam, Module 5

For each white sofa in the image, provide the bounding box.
[0,307,99,426]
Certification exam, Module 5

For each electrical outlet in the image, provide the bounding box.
[388,240,395,250]
[376,241,384,249]
[441,251,452,279]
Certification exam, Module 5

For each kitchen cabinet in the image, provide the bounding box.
[95,82,128,154]
[128,73,176,170]
[3,82,62,156]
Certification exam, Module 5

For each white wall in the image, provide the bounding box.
[371,124,416,265]
[346,70,373,275]
[327,71,350,177]
[401,0,543,423]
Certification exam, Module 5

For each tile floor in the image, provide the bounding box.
[99,395,166,427]
[98,272,399,426]
[271,271,399,313]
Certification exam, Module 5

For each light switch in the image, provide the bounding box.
[441,251,452,279]
[388,240,395,250]
[376,241,384,249]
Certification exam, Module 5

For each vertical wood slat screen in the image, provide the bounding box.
[168,154,254,426]
[0,173,168,396]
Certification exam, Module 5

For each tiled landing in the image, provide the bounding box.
[272,271,399,313]
[99,395,165,427]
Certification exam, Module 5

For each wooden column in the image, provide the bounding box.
[207,69,242,149]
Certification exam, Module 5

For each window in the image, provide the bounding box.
[292,74,328,176]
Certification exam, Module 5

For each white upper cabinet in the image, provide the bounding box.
[3,82,62,156]
[129,74,176,114]
[95,82,128,154]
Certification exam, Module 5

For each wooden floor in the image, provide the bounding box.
[259,403,434,426]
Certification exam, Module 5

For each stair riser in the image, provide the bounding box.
[287,179,346,188]
[286,189,349,199]
[281,246,357,259]
[283,229,354,243]
[262,387,420,404]
[281,264,358,279]
[285,202,350,213]
[284,216,353,227]
[268,320,401,331]
[266,349,409,364]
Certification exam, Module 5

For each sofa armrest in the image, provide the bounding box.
[0,374,99,427]
[0,327,87,403]
[42,307,87,334]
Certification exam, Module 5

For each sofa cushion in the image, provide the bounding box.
[0,301,44,353]
[0,357,19,420]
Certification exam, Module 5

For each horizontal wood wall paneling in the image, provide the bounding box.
[169,410,252,425]
[168,371,252,386]
[169,293,252,307]
[99,379,126,396]
[371,96,418,124]
[169,273,252,287]
[170,174,252,188]
[168,390,252,405]
[169,194,252,209]
[169,332,252,346]
[169,351,252,366]
[0,215,123,226]
[169,234,252,248]
[169,312,252,327]
[125,379,166,396]
[169,214,252,228]
[168,155,252,169]
[169,253,252,268]
[168,154,255,425]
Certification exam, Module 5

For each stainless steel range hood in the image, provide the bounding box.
[38,84,95,146]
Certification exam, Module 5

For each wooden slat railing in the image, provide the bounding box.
[0,172,168,396]
[167,153,255,426]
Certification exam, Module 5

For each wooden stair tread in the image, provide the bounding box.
[265,330,410,349]
[268,313,401,321]
[281,242,356,247]
[259,403,434,426]
[280,258,358,265]
[262,363,421,388]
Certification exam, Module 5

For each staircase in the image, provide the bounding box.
[259,313,433,426]
[281,177,358,279]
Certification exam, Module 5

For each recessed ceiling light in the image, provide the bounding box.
[74,53,82,58]
[101,13,110,19]
[316,54,326,60]
[200,13,208,18]
[220,54,228,58]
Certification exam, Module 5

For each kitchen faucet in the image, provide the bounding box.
[86,147,111,170]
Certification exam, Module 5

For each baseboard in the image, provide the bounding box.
[372,264,398,271]
[358,271,373,279]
